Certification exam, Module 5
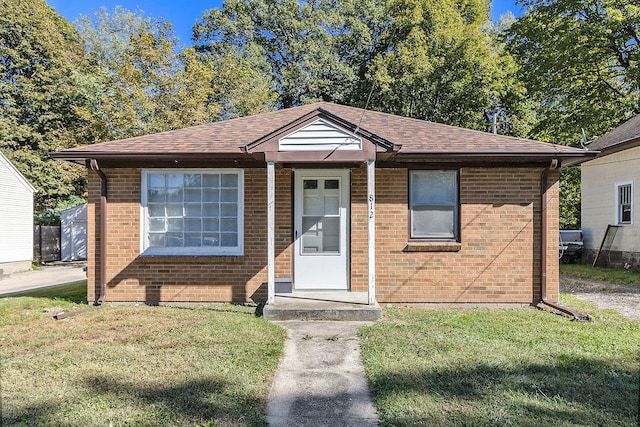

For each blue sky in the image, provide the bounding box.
[48,0,522,46]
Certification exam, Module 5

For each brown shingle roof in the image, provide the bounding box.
[52,102,594,164]
[587,114,640,154]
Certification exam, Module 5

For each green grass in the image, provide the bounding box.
[560,263,640,287]
[360,306,640,427]
[0,294,286,426]
[7,280,88,303]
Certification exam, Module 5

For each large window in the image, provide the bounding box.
[409,170,459,240]
[141,169,243,255]
[617,182,632,225]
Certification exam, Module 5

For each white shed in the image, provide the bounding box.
[60,203,87,262]
[0,151,36,277]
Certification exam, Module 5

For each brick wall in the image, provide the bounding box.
[87,166,558,304]
[351,166,559,304]
[87,168,292,304]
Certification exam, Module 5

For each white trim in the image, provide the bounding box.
[267,162,275,305]
[367,160,376,305]
[0,151,36,193]
[615,180,633,225]
[140,169,244,256]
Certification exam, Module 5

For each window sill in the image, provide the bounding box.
[403,241,462,252]
[139,255,244,264]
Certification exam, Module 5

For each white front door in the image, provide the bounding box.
[294,170,349,290]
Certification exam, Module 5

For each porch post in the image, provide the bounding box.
[367,159,376,305]
[267,161,275,305]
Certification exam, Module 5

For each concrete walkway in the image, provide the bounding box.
[267,320,379,427]
[0,263,87,297]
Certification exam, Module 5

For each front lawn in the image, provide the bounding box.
[10,280,88,303]
[360,302,640,426]
[560,263,640,287]
[0,295,286,426]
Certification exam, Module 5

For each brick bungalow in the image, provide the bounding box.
[51,102,595,308]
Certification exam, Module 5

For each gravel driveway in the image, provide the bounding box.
[560,275,640,320]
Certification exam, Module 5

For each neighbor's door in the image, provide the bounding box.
[294,170,349,289]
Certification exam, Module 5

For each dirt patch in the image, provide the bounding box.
[560,275,640,320]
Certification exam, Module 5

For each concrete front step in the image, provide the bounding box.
[261,291,382,321]
[262,305,382,321]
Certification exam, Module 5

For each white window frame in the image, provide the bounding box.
[615,181,633,225]
[409,170,459,240]
[140,169,244,256]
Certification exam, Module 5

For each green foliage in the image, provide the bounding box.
[0,0,94,212]
[195,0,527,134]
[507,0,640,226]
[507,0,640,144]
[77,7,215,139]
[193,0,529,135]
[365,0,527,132]
[194,0,357,108]
[559,167,581,228]
[77,6,276,140]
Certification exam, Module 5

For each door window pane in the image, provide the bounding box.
[300,177,342,254]
[324,180,339,189]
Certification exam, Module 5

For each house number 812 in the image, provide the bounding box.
[368,194,374,218]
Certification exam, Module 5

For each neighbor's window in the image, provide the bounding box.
[617,182,632,225]
[409,170,459,240]
[141,170,244,255]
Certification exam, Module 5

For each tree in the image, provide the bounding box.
[193,0,362,108]
[0,0,94,213]
[506,0,640,227]
[193,0,531,137]
[362,0,531,132]
[507,0,639,143]
[77,7,276,140]
[78,7,216,139]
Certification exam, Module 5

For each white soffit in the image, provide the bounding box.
[279,119,362,151]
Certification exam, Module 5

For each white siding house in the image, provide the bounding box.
[0,151,36,277]
[582,114,640,268]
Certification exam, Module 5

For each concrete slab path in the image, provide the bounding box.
[267,320,379,427]
[0,263,86,297]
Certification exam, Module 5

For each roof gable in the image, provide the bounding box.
[243,107,397,163]
[279,119,362,151]
[0,151,36,193]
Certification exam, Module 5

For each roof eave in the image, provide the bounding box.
[49,151,256,167]
[590,137,640,158]
[389,151,598,167]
